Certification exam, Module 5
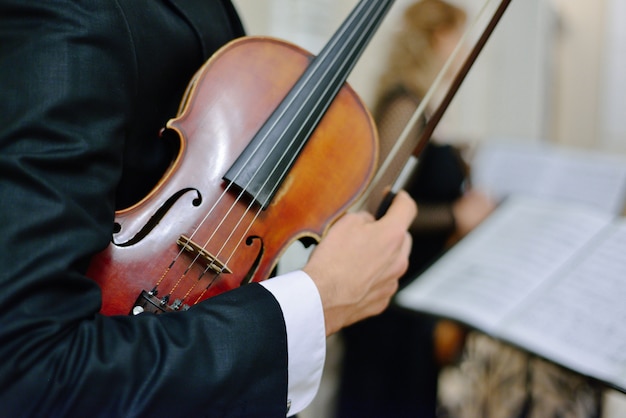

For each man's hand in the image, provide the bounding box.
[303,190,417,336]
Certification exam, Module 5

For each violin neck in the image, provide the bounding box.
[224,0,394,209]
[315,0,395,88]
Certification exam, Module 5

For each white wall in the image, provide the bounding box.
[549,0,607,149]
[599,0,626,152]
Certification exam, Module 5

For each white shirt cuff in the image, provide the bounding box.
[260,270,326,416]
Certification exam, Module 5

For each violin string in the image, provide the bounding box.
[192,0,507,307]
[352,0,496,212]
[189,0,386,279]
[157,0,388,302]
[247,2,389,207]
[172,3,502,301]
[187,0,385,289]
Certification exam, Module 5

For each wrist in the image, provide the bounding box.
[302,266,340,336]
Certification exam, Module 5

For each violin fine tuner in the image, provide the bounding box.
[131,289,190,315]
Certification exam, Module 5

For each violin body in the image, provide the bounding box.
[87,37,378,316]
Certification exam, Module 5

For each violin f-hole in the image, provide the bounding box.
[113,188,202,247]
[240,235,264,286]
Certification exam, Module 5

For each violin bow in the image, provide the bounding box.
[356,0,513,216]
[414,0,513,158]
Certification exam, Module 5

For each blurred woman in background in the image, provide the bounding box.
[335,1,494,417]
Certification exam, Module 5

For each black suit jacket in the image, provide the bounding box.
[0,1,289,416]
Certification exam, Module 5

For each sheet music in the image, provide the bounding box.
[498,220,626,389]
[397,142,626,391]
[396,197,612,333]
[471,140,626,215]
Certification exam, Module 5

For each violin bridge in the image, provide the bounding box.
[177,235,232,274]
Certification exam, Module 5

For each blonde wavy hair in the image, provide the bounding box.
[375,0,466,105]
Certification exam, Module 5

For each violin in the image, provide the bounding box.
[88,0,512,316]
[88,0,395,315]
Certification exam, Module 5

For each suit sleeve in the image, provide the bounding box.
[0,2,289,417]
